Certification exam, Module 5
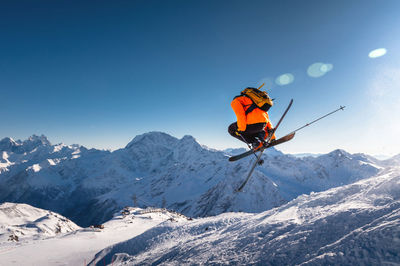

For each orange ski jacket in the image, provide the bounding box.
[231,95,273,132]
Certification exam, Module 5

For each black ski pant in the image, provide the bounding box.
[228,122,266,145]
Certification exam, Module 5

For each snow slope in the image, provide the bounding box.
[0,206,189,266]
[0,132,393,227]
[0,202,80,244]
[90,166,400,265]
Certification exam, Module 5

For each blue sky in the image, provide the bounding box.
[1,0,400,155]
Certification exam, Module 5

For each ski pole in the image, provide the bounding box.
[290,106,345,134]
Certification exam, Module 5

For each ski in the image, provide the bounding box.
[228,132,295,162]
[269,131,295,147]
[235,99,293,192]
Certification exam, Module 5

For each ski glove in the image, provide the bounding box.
[266,128,276,141]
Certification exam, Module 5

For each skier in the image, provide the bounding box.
[228,87,276,150]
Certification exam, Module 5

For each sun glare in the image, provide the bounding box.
[367,67,400,155]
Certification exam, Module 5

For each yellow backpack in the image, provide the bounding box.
[240,87,274,114]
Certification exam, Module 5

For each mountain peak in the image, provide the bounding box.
[26,134,51,144]
[23,134,51,150]
[328,149,350,157]
[180,135,198,144]
[0,137,20,152]
[125,131,179,149]
[0,135,51,153]
[177,135,202,151]
[0,137,16,143]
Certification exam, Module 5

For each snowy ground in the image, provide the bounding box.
[1,166,399,265]
[90,167,400,265]
[0,203,80,244]
[0,207,189,265]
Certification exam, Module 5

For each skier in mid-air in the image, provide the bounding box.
[228,87,343,192]
[228,86,276,151]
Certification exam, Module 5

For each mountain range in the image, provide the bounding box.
[0,133,397,227]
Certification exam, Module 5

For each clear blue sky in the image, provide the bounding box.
[1,0,400,155]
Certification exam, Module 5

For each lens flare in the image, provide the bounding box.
[307,62,333,78]
[275,73,294,86]
[320,64,333,73]
[369,48,387,58]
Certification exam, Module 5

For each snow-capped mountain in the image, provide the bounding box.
[0,133,395,228]
[90,166,400,265]
[0,202,80,243]
[0,135,51,154]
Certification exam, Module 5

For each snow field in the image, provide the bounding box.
[0,207,189,265]
[91,167,400,265]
